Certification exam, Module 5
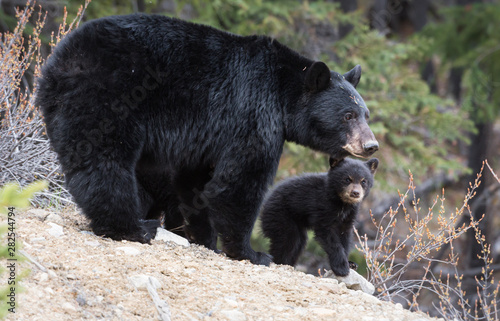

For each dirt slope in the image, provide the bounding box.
[4,209,437,321]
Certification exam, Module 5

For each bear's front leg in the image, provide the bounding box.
[314,227,350,276]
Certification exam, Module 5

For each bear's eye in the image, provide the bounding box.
[345,177,352,183]
[361,179,366,186]
[344,113,354,121]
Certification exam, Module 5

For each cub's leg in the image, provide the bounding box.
[261,211,308,266]
[314,227,350,276]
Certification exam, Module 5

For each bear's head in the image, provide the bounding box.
[288,62,378,160]
[327,157,378,204]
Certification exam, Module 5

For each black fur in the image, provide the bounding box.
[261,158,378,276]
[36,14,378,265]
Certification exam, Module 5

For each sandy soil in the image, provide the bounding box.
[3,208,438,321]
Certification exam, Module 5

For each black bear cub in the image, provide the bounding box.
[261,157,378,276]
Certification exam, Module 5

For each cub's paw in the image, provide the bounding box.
[348,261,358,271]
[331,261,350,277]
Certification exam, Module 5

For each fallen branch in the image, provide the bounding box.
[146,277,171,321]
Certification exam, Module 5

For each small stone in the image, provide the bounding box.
[44,287,54,295]
[317,283,338,294]
[27,209,50,219]
[48,270,57,279]
[84,240,100,247]
[38,272,49,282]
[310,307,336,317]
[324,269,375,295]
[155,228,190,247]
[62,302,77,312]
[66,274,77,280]
[114,306,123,317]
[45,213,64,225]
[220,309,246,321]
[116,246,141,256]
[46,222,64,238]
[294,307,308,316]
[129,275,162,291]
[30,237,46,243]
[363,293,382,305]
[224,297,238,308]
[76,294,86,306]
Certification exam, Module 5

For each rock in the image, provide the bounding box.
[129,275,162,291]
[84,240,100,247]
[294,307,308,316]
[30,237,46,243]
[62,302,77,312]
[220,309,246,321]
[37,272,49,282]
[27,209,50,220]
[155,227,190,247]
[76,293,86,306]
[46,223,64,238]
[310,307,337,317]
[323,269,375,295]
[45,213,64,225]
[116,246,141,256]
[224,296,239,308]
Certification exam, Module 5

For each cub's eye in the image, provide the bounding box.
[345,177,352,183]
[344,113,354,121]
[361,179,367,186]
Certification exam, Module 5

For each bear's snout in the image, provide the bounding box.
[363,141,379,156]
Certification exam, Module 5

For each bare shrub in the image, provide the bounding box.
[356,161,500,320]
[0,0,89,208]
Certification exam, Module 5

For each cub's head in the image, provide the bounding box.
[291,62,378,160]
[327,157,378,204]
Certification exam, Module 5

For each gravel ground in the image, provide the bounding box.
[4,208,438,321]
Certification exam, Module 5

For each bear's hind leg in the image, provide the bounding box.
[182,210,218,251]
[66,165,159,243]
[173,167,218,250]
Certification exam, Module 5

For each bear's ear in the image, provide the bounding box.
[329,157,343,169]
[366,158,379,175]
[305,61,331,92]
[343,65,362,88]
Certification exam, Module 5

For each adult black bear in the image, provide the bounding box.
[260,158,378,275]
[36,14,378,265]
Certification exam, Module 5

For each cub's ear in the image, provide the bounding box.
[329,157,343,169]
[305,61,331,92]
[343,65,362,88]
[366,158,379,175]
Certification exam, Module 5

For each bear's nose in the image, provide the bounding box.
[350,190,360,198]
[363,141,379,155]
